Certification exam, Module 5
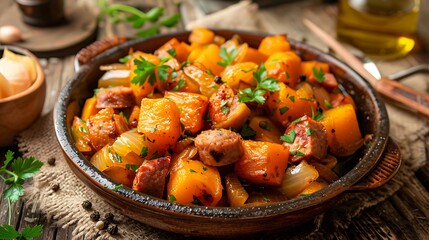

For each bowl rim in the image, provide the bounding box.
[0,45,45,103]
[54,29,389,219]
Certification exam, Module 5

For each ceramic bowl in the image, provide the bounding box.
[0,45,45,146]
[54,30,401,237]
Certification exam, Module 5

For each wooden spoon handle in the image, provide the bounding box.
[375,77,429,118]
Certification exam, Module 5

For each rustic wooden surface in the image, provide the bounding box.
[1,0,429,239]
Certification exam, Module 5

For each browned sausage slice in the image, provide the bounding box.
[194,128,244,166]
[87,108,118,151]
[132,156,171,198]
[96,86,136,109]
[282,115,328,163]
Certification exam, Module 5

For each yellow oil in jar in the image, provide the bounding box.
[337,0,420,59]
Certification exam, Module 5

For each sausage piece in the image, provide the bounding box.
[132,156,171,198]
[194,128,244,166]
[282,115,328,163]
[96,86,136,109]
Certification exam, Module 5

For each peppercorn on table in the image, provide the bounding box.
[1,0,429,239]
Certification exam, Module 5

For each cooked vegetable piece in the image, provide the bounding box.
[137,98,182,151]
[330,92,356,109]
[90,145,143,172]
[81,97,99,121]
[248,116,282,144]
[71,116,92,154]
[281,115,328,163]
[129,51,160,103]
[128,105,140,128]
[297,179,328,197]
[155,37,190,63]
[167,159,222,206]
[312,84,332,110]
[266,82,317,127]
[98,70,130,88]
[133,156,171,198]
[310,161,339,183]
[319,104,363,157]
[258,35,290,56]
[169,145,198,173]
[193,44,224,76]
[225,174,249,207]
[194,129,244,166]
[103,166,136,188]
[278,160,319,198]
[183,64,220,97]
[235,140,289,186]
[265,51,302,88]
[238,44,268,65]
[208,84,251,129]
[112,130,157,160]
[221,62,258,90]
[164,91,208,134]
[301,61,330,83]
[96,86,136,109]
[189,27,215,45]
[167,69,200,93]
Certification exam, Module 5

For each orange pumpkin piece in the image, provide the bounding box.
[167,159,222,206]
[319,104,363,157]
[235,140,289,187]
[137,98,182,151]
[189,27,215,45]
[128,105,140,128]
[297,179,329,197]
[208,84,251,129]
[265,51,302,88]
[193,44,224,76]
[103,166,136,188]
[238,44,268,65]
[248,116,282,144]
[154,38,190,63]
[133,156,171,198]
[266,82,317,127]
[81,97,99,121]
[301,61,330,82]
[164,91,208,134]
[258,35,290,56]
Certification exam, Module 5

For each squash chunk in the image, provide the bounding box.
[165,91,208,134]
[265,51,301,88]
[167,159,222,206]
[137,98,182,151]
[266,82,317,127]
[258,35,290,56]
[193,44,224,76]
[319,104,363,157]
[235,140,289,186]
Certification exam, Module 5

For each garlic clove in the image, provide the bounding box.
[0,25,22,44]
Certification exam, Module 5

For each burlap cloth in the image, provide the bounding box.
[18,1,429,239]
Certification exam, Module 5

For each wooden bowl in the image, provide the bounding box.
[54,30,401,237]
[0,45,45,146]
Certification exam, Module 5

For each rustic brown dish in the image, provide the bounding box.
[54,30,401,237]
[0,45,45,146]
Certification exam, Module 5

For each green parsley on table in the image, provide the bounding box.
[0,151,43,240]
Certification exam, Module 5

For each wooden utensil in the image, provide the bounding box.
[303,18,429,118]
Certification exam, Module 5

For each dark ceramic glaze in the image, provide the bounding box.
[54,30,393,237]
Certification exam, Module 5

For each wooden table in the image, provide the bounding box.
[1,0,429,239]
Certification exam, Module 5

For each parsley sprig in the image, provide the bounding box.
[217,47,238,67]
[131,56,171,86]
[238,64,280,104]
[312,66,325,82]
[98,0,181,38]
[0,151,43,240]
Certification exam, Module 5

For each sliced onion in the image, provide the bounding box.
[278,160,319,198]
[98,70,130,88]
[112,131,146,157]
[225,174,249,207]
[169,146,198,173]
[90,145,115,172]
[99,63,129,71]
[311,162,339,183]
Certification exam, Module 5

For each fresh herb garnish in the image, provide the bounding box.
[112,184,124,192]
[307,129,315,136]
[191,195,203,206]
[280,129,296,143]
[258,121,271,130]
[168,194,176,202]
[119,54,132,63]
[0,151,43,240]
[311,107,325,121]
[324,99,333,109]
[140,146,148,158]
[114,153,122,163]
[279,106,289,115]
[238,64,280,104]
[167,48,176,57]
[125,164,140,171]
[240,123,256,138]
[190,169,197,173]
[291,150,306,156]
[131,56,171,87]
[98,1,181,38]
[202,166,208,171]
[217,47,237,67]
[312,66,325,82]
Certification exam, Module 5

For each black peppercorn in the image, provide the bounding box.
[51,183,60,192]
[90,211,100,221]
[107,224,118,235]
[214,76,222,84]
[104,212,114,223]
[47,157,56,166]
[299,74,307,82]
[102,219,110,229]
[82,200,92,210]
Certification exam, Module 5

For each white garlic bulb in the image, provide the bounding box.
[0,25,22,44]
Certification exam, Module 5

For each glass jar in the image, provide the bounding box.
[336,0,420,59]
